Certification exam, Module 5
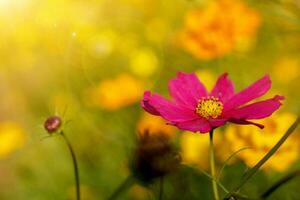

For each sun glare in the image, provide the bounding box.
[0,0,30,12]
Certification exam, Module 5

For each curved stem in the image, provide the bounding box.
[159,177,164,200]
[217,147,251,181]
[108,175,135,200]
[209,130,220,200]
[61,131,80,200]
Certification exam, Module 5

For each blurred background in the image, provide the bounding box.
[0,0,300,199]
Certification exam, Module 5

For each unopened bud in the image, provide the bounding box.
[44,116,62,133]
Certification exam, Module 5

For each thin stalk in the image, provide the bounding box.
[261,169,300,199]
[196,167,229,194]
[226,193,261,200]
[209,130,220,200]
[61,131,80,200]
[217,147,251,181]
[232,116,300,193]
[159,177,164,200]
[108,175,135,200]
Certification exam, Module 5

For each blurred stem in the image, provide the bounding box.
[209,130,220,200]
[61,131,81,200]
[217,147,251,181]
[261,169,300,199]
[232,116,300,193]
[159,177,164,200]
[225,193,260,200]
[196,167,229,194]
[108,175,135,200]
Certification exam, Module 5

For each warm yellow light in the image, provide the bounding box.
[0,0,9,6]
[0,0,27,7]
[0,0,31,14]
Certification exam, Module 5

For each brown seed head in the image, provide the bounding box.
[131,130,181,184]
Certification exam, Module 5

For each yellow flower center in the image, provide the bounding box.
[195,96,223,119]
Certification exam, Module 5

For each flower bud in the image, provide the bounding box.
[44,116,62,134]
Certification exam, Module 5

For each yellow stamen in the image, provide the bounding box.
[196,96,223,119]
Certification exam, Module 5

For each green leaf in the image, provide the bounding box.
[261,169,300,199]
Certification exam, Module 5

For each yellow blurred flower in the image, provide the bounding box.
[273,57,299,84]
[129,48,159,77]
[180,130,231,170]
[181,132,210,169]
[137,113,177,139]
[180,0,261,60]
[85,74,144,110]
[0,122,26,159]
[224,113,300,171]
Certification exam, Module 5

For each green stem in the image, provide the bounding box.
[159,177,164,200]
[61,131,80,200]
[232,116,300,193]
[209,130,220,200]
[261,169,300,199]
[217,147,251,181]
[225,193,260,200]
[108,175,135,200]
[196,167,229,194]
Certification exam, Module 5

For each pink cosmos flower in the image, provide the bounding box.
[141,72,284,133]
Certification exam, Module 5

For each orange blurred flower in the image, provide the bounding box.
[180,0,261,60]
[129,185,150,200]
[137,113,177,139]
[86,74,144,110]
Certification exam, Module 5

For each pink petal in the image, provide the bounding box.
[224,95,284,120]
[210,73,234,102]
[141,91,198,122]
[223,75,271,112]
[141,91,160,115]
[209,119,227,128]
[229,119,265,129]
[168,72,207,107]
[176,118,211,133]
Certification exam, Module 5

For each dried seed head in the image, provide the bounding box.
[131,130,181,185]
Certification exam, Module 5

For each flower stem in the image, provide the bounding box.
[159,177,164,200]
[108,175,135,200]
[209,130,220,200]
[61,131,80,200]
